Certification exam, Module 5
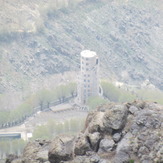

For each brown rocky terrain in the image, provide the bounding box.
[6,101,163,163]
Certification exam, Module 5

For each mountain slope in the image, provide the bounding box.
[0,0,163,95]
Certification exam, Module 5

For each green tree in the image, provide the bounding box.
[101,81,136,103]
[87,96,109,110]
[32,125,51,139]
[56,85,69,103]
[67,82,77,97]
[136,88,163,104]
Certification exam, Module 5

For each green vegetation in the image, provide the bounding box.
[101,81,137,103]
[101,80,163,105]
[1,80,163,127]
[136,88,163,104]
[87,96,109,110]
[128,160,135,163]
[0,82,77,126]
[32,117,85,139]
[0,139,26,158]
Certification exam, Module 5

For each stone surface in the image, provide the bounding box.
[87,112,105,133]
[113,133,121,143]
[48,135,74,163]
[103,105,128,131]
[98,138,115,153]
[5,154,18,163]
[87,132,102,152]
[129,106,139,114]
[7,102,163,163]
[74,133,92,156]
[22,139,50,163]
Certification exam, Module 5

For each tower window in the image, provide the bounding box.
[96,59,98,64]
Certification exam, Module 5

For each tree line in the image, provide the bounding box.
[1,80,162,129]
[0,139,26,160]
[0,82,76,129]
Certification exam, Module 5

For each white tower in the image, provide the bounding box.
[77,50,99,105]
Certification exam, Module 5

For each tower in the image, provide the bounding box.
[77,50,99,105]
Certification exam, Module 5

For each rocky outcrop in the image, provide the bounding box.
[7,101,163,163]
[48,135,75,163]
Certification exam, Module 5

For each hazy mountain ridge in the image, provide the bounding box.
[0,0,163,95]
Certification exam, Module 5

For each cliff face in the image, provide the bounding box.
[7,101,163,163]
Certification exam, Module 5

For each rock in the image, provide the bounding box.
[114,132,133,162]
[5,154,18,163]
[129,106,139,114]
[48,135,74,163]
[113,133,121,142]
[113,150,129,163]
[141,155,153,163]
[87,112,105,133]
[37,150,49,162]
[156,146,163,162]
[138,146,149,156]
[131,101,146,109]
[87,132,102,151]
[10,102,163,163]
[63,153,104,163]
[22,139,50,163]
[11,159,23,163]
[74,133,92,156]
[103,105,128,131]
[98,138,115,153]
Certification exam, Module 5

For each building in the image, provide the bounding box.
[77,50,100,105]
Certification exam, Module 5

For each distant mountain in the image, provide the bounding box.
[0,0,163,94]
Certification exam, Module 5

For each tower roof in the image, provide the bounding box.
[81,50,97,58]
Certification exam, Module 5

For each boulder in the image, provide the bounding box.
[113,150,129,163]
[5,154,18,163]
[131,101,146,109]
[22,139,50,163]
[113,133,121,143]
[103,105,128,131]
[114,132,133,162]
[74,133,92,156]
[87,112,105,133]
[87,132,102,151]
[9,102,163,163]
[129,106,139,114]
[98,138,115,153]
[48,135,74,163]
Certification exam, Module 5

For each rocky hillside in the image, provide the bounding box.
[7,101,163,163]
[0,0,163,95]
